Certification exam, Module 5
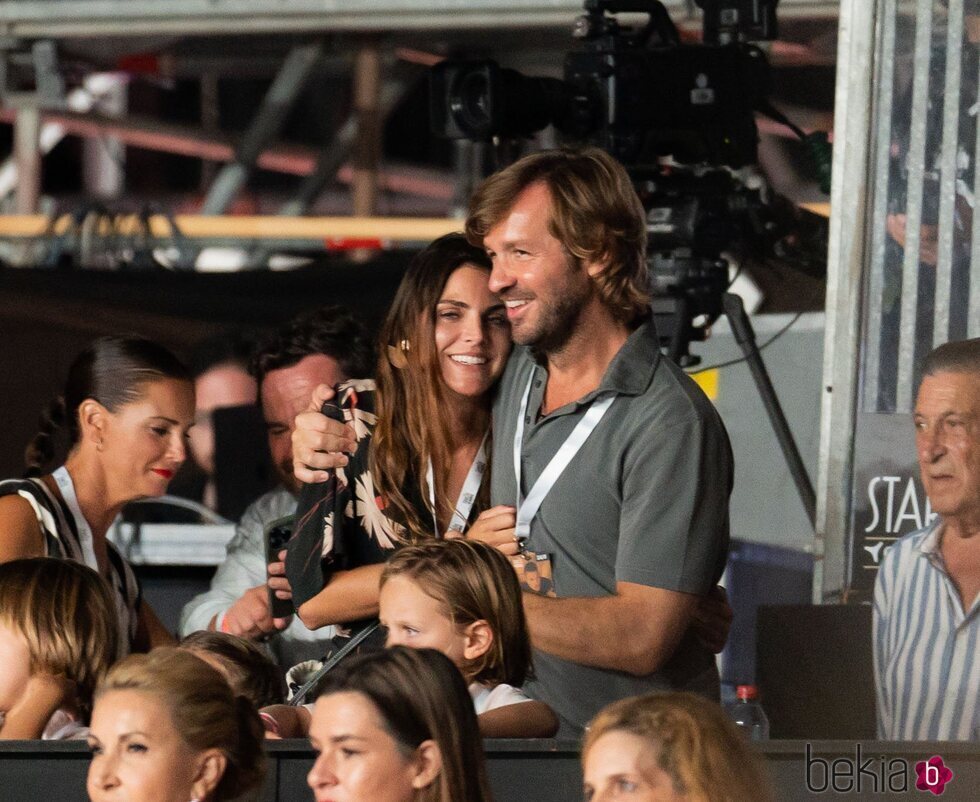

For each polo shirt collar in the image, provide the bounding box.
[527,317,660,415]
[596,317,662,397]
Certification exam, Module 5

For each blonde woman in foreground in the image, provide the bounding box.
[582,692,773,802]
[87,648,265,802]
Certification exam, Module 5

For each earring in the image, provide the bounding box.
[386,339,410,369]
[96,438,104,452]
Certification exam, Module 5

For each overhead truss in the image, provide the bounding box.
[0,1,841,39]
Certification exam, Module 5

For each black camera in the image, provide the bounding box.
[430,0,777,168]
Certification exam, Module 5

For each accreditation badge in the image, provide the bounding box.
[510,550,556,597]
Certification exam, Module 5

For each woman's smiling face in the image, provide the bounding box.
[97,378,195,502]
[433,264,511,401]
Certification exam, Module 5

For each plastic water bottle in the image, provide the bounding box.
[727,684,770,740]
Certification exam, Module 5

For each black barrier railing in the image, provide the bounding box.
[2,739,979,801]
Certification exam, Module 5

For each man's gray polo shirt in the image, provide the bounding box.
[491,319,732,733]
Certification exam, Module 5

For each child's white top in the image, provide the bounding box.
[468,682,532,714]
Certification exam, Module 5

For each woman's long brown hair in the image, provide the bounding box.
[371,233,493,540]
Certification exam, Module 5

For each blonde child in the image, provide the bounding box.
[0,557,117,739]
[262,539,558,738]
[379,538,557,737]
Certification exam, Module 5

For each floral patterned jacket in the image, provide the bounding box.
[286,379,408,610]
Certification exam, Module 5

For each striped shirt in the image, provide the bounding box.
[873,519,980,740]
[0,471,141,657]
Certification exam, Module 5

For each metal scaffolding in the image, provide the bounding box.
[0,1,841,38]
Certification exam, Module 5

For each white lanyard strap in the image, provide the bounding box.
[52,465,98,569]
[513,372,615,539]
[426,430,489,536]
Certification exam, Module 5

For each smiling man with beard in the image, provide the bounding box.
[874,338,980,740]
[179,307,373,667]
[462,147,733,734]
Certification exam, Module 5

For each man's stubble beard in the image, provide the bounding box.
[518,265,594,358]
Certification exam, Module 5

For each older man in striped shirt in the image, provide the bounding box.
[874,338,980,741]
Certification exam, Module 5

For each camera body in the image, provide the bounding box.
[563,25,769,167]
[431,0,776,168]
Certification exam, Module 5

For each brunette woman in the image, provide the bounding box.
[307,646,493,802]
[0,335,194,652]
[281,233,513,629]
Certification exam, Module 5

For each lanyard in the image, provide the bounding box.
[426,430,489,536]
[52,465,98,569]
[513,371,615,540]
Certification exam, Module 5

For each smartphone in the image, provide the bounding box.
[264,515,295,619]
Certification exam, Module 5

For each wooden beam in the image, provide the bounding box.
[0,214,461,242]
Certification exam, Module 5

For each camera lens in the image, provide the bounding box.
[450,70,493,136]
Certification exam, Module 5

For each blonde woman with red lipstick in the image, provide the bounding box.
[0,336,194,654]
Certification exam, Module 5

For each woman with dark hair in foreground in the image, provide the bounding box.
[307,646,494,802]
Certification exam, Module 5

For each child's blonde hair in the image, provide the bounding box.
[0,557,117,721]
[380,539,532,687]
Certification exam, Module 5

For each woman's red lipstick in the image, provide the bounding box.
[151,468,174,479]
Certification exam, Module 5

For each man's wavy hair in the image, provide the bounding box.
[465,146,650,326]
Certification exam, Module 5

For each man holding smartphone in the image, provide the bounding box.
[179,306,373,667]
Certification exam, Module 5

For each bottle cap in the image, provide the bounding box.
[736,685,759,700]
